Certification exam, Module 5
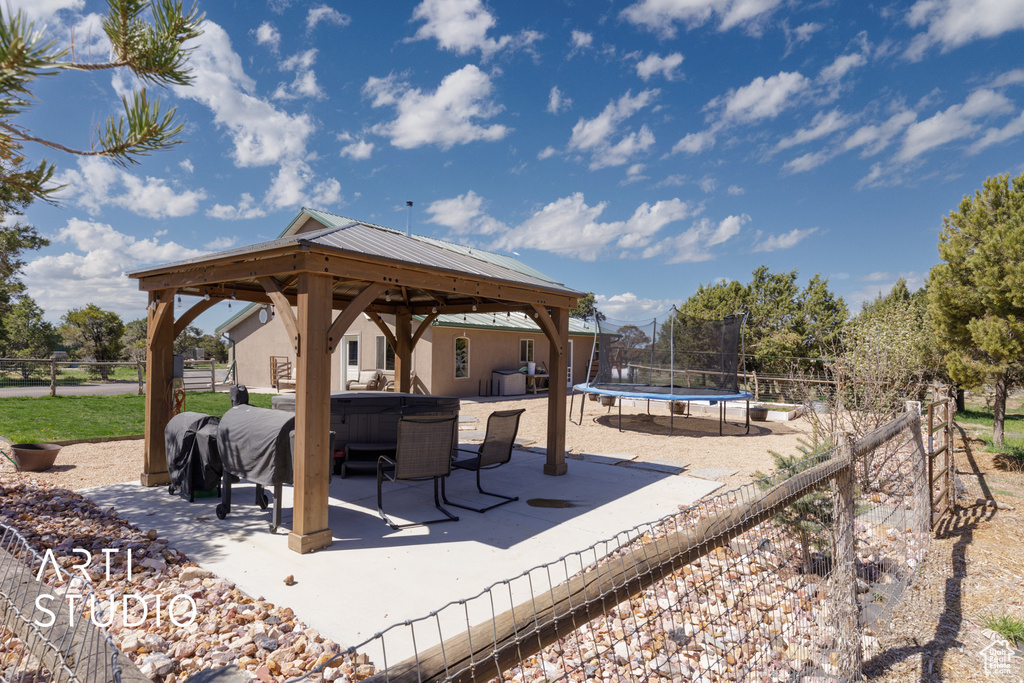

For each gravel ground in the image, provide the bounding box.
[1,395,813,491]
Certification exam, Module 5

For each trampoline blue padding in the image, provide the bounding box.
[574,383,752,404]
[572,382,752,435]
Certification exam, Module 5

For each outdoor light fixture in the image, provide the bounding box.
[472,303,477,311]
[203,290,211,301]
[177,295,182,305]
[432,305,437,313]
[385,291,392,302]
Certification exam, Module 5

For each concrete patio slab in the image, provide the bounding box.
[83,451,722,668]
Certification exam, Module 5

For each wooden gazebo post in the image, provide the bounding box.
[289,271,334,553]
[142,289,176,486]
[534,305,569,476]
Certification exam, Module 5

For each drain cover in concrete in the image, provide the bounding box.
[458,415,479,423]
[688,467,738,481]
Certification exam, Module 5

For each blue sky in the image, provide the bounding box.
[8,0,1024,332]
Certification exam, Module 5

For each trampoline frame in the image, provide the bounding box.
[571,383,753,435]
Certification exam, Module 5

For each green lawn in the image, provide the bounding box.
[0,392,274,444]
[957,403,1024,465]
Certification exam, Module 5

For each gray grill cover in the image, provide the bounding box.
[165,412,222,499]
[216,405,295,487]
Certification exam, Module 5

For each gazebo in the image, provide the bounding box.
[128,209,582,554]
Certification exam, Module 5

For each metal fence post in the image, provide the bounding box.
[946,397,954,510]
[835,431,862,677]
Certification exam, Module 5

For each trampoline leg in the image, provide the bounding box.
[746,400,750,434]
[569,391,576,424]
[670,406,674,436]
[618,400,622,432]
[720,401,724,436]
[579,393,586,425]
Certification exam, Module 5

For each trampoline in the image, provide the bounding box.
[571,311,752,435]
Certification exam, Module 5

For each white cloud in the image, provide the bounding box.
[567,90,659,169]
[844,108,917,157]
[409,0,540,58]
[22,218,206,321]
[205,236,239,250]
[727,185,745,195]
[636,53,684,81]
[990,69,1024,88]
[54,158,206,218]
[971,111,1024,153]
[752,227,817,252]
[490,194,696,261]
[264,160,342,210]
[273,49,324,100]
[306,5,351,32]
[783,21,822,55]
[819,52,867,84]
[255,22,281,51]
[179,159,194,173]
[905,0,1024,60]
[173,21,316,167]
[4,0,83,22]
[672,130,717,155]
[338,133,375,160]
[897,88,1013,161]
[781,150,832,174]
[570,30,593,52]
[365,65,510,149]
[206,193,267,220]
[548,86,571,114]
[621,0,783,38]
[426,191,508,235]
[642,214,747,263]
[537,146,557,160]
[775,109,851,152]
[595,292,681,320]
[708,71,811,124]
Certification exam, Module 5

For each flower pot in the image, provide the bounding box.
[9,443,62,472]
[600,396,616,407]
[749,406,769,421]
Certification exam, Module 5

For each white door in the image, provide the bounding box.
[343,336,359,385]
[567,339,574,387]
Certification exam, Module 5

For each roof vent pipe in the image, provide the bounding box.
[406,200,413,236]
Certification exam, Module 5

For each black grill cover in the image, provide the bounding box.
[216,405,294,487]
[165,412,222,500]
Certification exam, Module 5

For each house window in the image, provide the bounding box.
[375,336,395,371]
[520,338,534,364]
[455,337,470,378]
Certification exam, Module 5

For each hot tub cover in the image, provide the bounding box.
[165,411,222,500]
[216,405,295,487]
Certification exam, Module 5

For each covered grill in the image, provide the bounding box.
[165,412,222,502]
[215,404,295,532]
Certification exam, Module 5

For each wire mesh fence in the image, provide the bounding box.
[317,409,940,683]
[0,522,145,683]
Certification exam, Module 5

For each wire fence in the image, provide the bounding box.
[312,408,942,683]
[0,359,223,398]
[0,522,147,683]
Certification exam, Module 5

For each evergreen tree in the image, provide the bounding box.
[0,0,204,206]
[60,304,125,379]
[927,172,1024,446]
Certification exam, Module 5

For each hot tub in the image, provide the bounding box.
[271,391,460,476]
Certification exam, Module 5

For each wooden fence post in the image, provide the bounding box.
[49,357,57,397]
[137,360,144,395]
[835,431,862,676]
[209,359,216,392]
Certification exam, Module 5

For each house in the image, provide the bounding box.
[218,306,597,397]
[215,210,595,397]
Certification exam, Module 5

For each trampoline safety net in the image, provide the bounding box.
[590,311,744,395]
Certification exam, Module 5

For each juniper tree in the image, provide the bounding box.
[0,0,204,206]
[927,172,1024,447]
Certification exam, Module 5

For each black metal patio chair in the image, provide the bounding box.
[443,408,526,513]
[377,415,459,529]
